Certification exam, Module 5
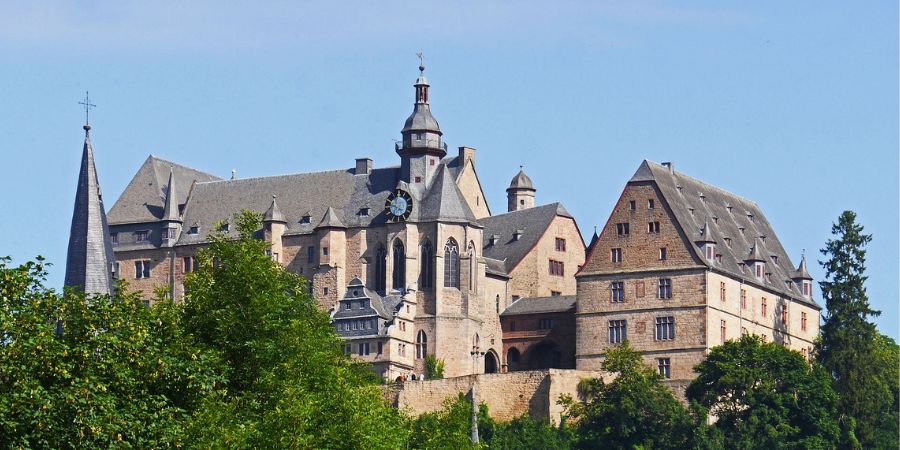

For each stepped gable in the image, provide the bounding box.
[630,160,818,308]
[501,295,576,316]
[108,155,220,225]
[480,202,572,273]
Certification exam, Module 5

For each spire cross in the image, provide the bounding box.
[78,91,96,126]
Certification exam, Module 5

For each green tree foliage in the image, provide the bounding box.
[425,354,445,379]
[816,210,895,448]
[181,211,409,449]
[485,415,575,450]
[687,335,841,449]
[0,257,223,448]
[869,334,899,449]
[570,341,713,450]
[410,393,483,450]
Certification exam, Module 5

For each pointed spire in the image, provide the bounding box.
[162,168,181,222]
[264,195,287,223]
[65,119,115,295]
[697,220,717,243]
[586,226,600,257]
[316,206,346,229]
[746,237,765,262]
[793,253,812,280]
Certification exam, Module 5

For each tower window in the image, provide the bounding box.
[520,199,525,205]
[801,312,807,331]
[443,238,460,288]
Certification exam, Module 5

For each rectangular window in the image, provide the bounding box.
[658,278,672,299]
[616,223,630,236]
[510,321,517,332]
[377,341,383,354]
[322,247,329,256]
[656,316,675,340]
[323,287,329,296]
[359,342,370,356]
[761,297,767,317]
[801,312,807,331]
[720,282,726,302]
[399,343,406,357]
[188,226,199,234]
[272,252,279,262]
[782,303,788,325]
[549,260,564,276]
[648,221,660,233]
[740,289,747,309]
[307,247,315,263]
[167,228,178,239]
[183,256,194,273]
[551,291,561,296]
[343,301,350,310]
[720,320,727,343]
[134,260,151,279]
[110,233,118,245]
[657,358,671,378]
[112,262,120,279]
[611,248,623,263]
[648,199,655,209]
[135,231,149,242]
[611,281,625,303]
[629,200,636,211]
[512,295,520,302]
[609,319,627,344]
[555,238,566,251]
[539,318,555,330]
[659,247,667,260]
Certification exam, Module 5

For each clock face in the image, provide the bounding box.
[385,189,413,222]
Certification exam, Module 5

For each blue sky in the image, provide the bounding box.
[0,1,896,337]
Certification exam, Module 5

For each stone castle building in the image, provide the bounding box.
[100,64,586,379]
[575,160,820,381]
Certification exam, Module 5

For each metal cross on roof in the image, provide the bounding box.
[78,91,96,125]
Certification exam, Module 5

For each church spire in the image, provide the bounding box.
[65,95,115,294]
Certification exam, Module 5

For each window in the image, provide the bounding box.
[755,263,764,279]
[720,320,727,343]
[657,358,671,378]
[801,312,807,331]
[392,239,406,290]
[112,261,120,279]
[616,223,630,236]
[188,226,199,234]
[549,260,565,276]
[166,227,178,239]
[659,247,667,260]
[344,343,352,354]
[611,281,625,303]
[512,295,520,303]
[134,260,151,279]
[343,301,350,310]
[495,295,500,313]
[358,207,370,217]
[272,252,279,263]
[322,247,329,256]
[551,291,561,296]
[399,321,406,331]
[648,199,655,209]
[110,233,118,245]
[648,221,660,233]
[375,245,387,293]
[307,246,315,263]
[220,223,229,232]
[761,297,767,317]
[705,244,715,260]
[414,176,421,183]
[611,248,623,263]
[656,316,675,340]
[555,238,566,251]
[183,256,194,273]
[135,231,149,242]
[629,200,636,211]
[443,238,460,288]
[802,281,811,296]
[609,320,627,343]
[377,341,383,354]
[420,240,434,289]
[323,287,328,296]
[398,343,407,357]
[720,282,726,302]
[539,318,555,330]
[740,289,747,309]
[510,321,517,332]
[658,278,672,299]
[358,342,370,356]
[301,215,311,224]
[781,303,788,325]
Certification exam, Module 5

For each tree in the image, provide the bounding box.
[816,210,893,448]
[0,257,223,448]
[409,394,485,450]
[687,335,841,449]
[486,414,575,450]
[425,354,445,379]
[181,211,409,449]
[569,341,713,450]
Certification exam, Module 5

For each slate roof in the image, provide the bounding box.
[332,278,404,338]
[263,196,286,223]
[65,126,115,295]
[108,156,221,225]
[507,168,535,191]
[484,257,510,278]
[480,203,573,273]
[500,295,576,316]
[628,160,818,308]
[418,165,479,224]
[162,169,181,222]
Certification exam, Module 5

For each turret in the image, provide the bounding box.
[745,238,766,281]
[161,168,182,247]
[506,167,536,212]
[263,195,287,263]
[696,220,718,262]
[792,253,814,298]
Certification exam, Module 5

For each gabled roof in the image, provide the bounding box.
[417,165,479,225]
[628,160,818,308]
[501,295,576,316]
[65,126,115,295]
[480,202,573,273]
[108,155,220,225]
[317,206,347,229]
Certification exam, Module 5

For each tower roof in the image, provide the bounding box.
[162,168,181,222]
[263,195,287,223]
[793,254,813,280]
[401,63,442,135]
[746,237,765,262]
[64,123,115,295]
[316,206,346,229]
[696,220,718,243]
[507,167,535,192]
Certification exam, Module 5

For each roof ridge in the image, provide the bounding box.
[194,167,390,186]
[148,155,220,179]
[645,160,759,207]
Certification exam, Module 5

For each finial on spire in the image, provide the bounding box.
[78,91,96,131]
[416,52,425,73]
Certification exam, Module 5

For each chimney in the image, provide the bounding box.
[355,158,372,175]
[661,161,674,174]
[458,147,476,167]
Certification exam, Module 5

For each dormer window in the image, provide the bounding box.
[754,263,764,279]
[301,215,311,224]
[489,234,501,246]
[513,229,524,241]
[699,192,706,201]
[724,237,731,247]
[738,227,745,235]
[746,212,754,222]
[770,255,778,264]
[135,230,149,242]
[712,216,718,224]
[358,207,370,217]
[704,243,716,260]
[802,281,812,296]
[220,223,229,232]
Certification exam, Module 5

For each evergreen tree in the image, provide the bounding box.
[816,210,892,448]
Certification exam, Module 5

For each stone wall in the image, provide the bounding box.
[384,369,606,424]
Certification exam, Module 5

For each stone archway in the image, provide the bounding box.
[484,350,499,374]
[525,340,564,369]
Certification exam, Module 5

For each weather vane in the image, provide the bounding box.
[78,91,96,126]
[416,52,425,72]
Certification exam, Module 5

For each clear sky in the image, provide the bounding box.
[0,1,896,338]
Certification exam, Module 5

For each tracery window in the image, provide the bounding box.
[416,330,427,359]
[444,238,459,288]
[375,245,387,293]
[420,240,434,288]
[392,239,406,290]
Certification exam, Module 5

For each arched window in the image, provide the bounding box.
[443,238,459,288]
[473,333,480,352]
[420,240,434,289]
[467,241,477,291]
[416,330,427,359]
[375,245,387,293]
[392,239,406,290]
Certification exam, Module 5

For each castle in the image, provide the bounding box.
[64,63,819,386]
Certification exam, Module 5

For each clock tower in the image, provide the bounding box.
[397,59,446,199]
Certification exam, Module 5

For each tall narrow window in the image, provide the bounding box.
[658,278,672,299]
[761,297,767,317]
[392,239,406,290]
[720,282,726,302]
[443,238,459,288]
[611,248,623,263]
[375,245,387,293]
[307,246,315,263]
[657,358,671,378]
[656,316,675,340]
[467,241,477,291]
[740,289,747,309]
[659,247,667,260]
[611,281,625,303]
[416,330,427,359]
[608,320,627,343]
[720,320,727,343]
[781,303,788,325]
[801,312,807,331]
[495,295,500,313]
[616,223,630,236]
[420,240,434,289]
